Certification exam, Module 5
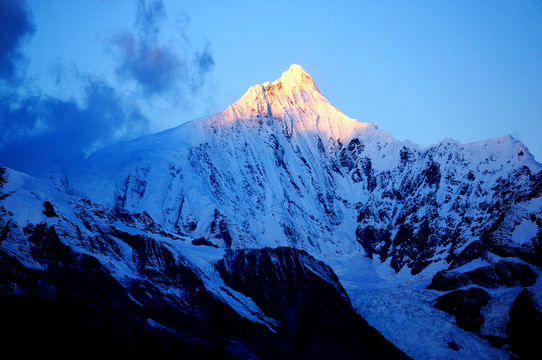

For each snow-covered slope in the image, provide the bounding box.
[65,64,541,273]
[0,167,409,358]
[66,65,379,251]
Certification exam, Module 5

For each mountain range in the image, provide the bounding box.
[1,65,541,359]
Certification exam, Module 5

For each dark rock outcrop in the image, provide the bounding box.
[434,287,491,332]
[427,260,537,291]
[192,237,219,248]
[216,247,410,359]
[506,289,542,360]
[0,226,275,359]
[0,246,200,359]
[42,201,58,217]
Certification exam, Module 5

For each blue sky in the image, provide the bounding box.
[1,0,541,174]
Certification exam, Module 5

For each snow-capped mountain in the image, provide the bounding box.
[67,64,541,274]
[1,65,541,359]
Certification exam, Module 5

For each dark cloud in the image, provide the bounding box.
[0,0,213,176]
[0,0,35,81]
[0,1,150,175]
[111,0,214,97]
[113,32,184,96]
[0,80,148,175]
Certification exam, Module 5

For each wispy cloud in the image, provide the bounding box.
[192,42,215,92]
[111,0,214,97]
[135,0,166,43]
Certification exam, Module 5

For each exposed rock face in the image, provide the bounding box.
[0,243,207,359]
[0,223,255,359]
[427,260,537,291]
[216,247,409,359]
[434,287,491,332]
[506,289,542,359]
[426,257,539,358]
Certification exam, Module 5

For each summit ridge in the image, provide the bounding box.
[222,64,374,143]
[270,64,319,92]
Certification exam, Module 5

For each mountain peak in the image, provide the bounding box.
[285,63,306,75]
[230,64,326,116]
[220,64,374,142]
[270,64,319,94]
